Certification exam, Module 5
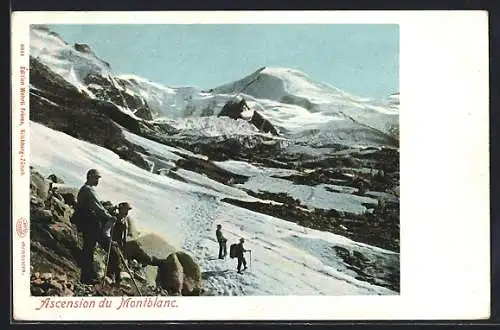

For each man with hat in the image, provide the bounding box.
[215,224,227,259]
[236,238,250,274]
[75,169,117,284]
[102,201,135,286]
[111,202,133,251]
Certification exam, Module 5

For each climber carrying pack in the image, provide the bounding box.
[230,238,251,274]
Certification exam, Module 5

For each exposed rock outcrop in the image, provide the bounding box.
[175,251,203,296]
[218,98,279,136]
[30,57,151,171]
[150,251,203,296]
[151,253,184,296]
[175,155,249,184]
[74,43,93,55]
[84,73,154,121]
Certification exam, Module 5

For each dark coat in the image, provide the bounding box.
[236,242,247,258]
[73,184,114,233]
[216,229,227,243]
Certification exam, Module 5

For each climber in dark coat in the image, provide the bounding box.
[74,169,119,285]
[215,224,227,259]
[235,238,249,274]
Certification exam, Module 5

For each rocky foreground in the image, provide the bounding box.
[29,168,206,297]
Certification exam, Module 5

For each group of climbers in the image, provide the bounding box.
[215,224,251,274]
[70,169,136,286]
[70,167,252,290]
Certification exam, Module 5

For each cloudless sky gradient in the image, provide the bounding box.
[48,24,399,100]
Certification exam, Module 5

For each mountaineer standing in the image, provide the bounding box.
[104,201,136,286]
[111,202,134,251]
[230,238,251,274]
[73,169,118,284]
[215,224,227,259]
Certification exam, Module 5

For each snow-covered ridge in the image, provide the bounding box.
[30,25,110,97]
[213,66,399,136]
[215,67,359,103]
[30,25,398,148]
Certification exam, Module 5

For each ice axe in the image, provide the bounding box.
[246,250,252,271]
[117,248,143,296]
[101,221,115,286]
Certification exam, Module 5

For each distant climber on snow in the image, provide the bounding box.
[215,224,227,259]
[230,238,251,274]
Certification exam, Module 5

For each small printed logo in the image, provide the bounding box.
[16,217,28,238]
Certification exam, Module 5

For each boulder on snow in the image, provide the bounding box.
[125,232,177,285]
[125,240,154,266]
[175,251,202,296]
[150,251,202,296]
[151,253,184,296]
[125,233,202,295]
[126,233,177,260]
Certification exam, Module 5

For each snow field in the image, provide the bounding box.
[31,121,397,295]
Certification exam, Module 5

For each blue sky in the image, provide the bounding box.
[49,24,399,100]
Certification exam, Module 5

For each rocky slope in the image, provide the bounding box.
[30,168,204,296]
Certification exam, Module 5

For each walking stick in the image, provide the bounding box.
[102,223,114,286]
[117,249,143,296]
[249,250,252,271]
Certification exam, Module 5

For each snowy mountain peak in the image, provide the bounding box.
[29,25,398,147]
[261,66,316,81]
[214,65,386,107]
[214,66,324,101]
[30,25,112,97]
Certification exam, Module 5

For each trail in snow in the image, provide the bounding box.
[180,193,220,253]
[30,121,397,295]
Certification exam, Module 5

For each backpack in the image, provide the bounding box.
[70,209,84,232]
[70,209,100,233]
[229,244,239,259]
